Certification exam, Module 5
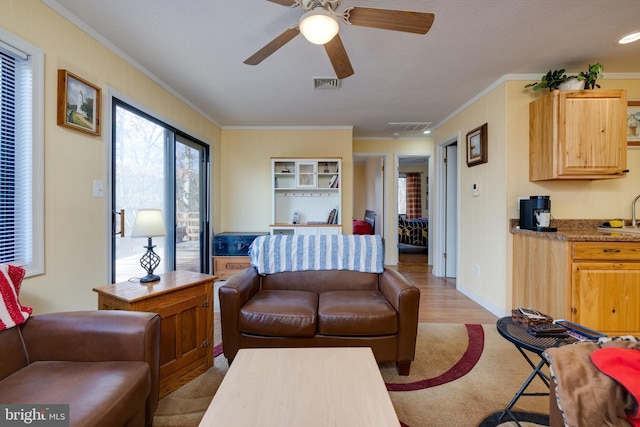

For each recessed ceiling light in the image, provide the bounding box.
[423,130,431,134]
[619,31,640,44]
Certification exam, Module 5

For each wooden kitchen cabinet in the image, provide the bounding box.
[529,89,627,181]
[93,270,215,398]
[513,234,640,336]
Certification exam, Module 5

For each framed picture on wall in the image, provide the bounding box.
[466,123,488,167]
[628,100,640,147]
[57,69,101,136]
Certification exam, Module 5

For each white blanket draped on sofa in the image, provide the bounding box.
[249,234,384,274]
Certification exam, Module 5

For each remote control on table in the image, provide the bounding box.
[555,320,606,340]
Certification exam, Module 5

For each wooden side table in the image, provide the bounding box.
[496,317,578,426]
[93,270,216,398]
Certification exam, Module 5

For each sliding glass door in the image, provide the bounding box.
[111,99,209,283]
[175,135,207,272]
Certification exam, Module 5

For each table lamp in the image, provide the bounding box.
[131,209,167,283]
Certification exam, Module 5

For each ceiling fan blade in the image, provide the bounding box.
[244,27,300,65]
[324,34,354,79]
[345,7,434,34]
[266,0,298,6]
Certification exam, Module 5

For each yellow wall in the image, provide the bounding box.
[435,85,508,313]
[2,0,221,314]
[503,78,640,315]
[436,78,640,316]
[219,128,353,234]
[353,164,366,218]
[8,0,638,317]
[506,79,640,220]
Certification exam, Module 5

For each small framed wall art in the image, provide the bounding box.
[628,100,640,147]
[466,123,488,167]
[57,69,101,136]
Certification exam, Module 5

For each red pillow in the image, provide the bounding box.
[0,264,32,331]
[353,220,373,235]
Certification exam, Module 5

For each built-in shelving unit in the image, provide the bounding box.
[271,158,341,235]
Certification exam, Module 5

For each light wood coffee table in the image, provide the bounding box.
[199,347,400,426]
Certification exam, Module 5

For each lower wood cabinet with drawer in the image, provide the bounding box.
[93,270,216,398]
[513,235,640,336]
[213,256,251,280]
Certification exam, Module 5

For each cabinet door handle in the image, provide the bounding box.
[602,249,621,253]
[201,300,209,308]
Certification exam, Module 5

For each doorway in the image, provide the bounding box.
[396,155,430,264]
[352,154,385,236]
[434,134,459,278]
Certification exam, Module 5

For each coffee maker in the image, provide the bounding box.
[519,195,557,232]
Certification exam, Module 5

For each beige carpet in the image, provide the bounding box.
[154,323,549,427]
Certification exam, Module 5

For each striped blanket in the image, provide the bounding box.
[249,234,384,274]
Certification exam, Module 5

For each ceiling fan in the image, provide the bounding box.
[244,0,435,79]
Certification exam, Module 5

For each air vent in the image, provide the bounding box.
[384,122,433,134]
[313,77,341,90]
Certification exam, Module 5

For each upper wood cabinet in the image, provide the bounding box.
[529,89,628,181]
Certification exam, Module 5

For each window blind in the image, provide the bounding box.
[0,49,31,266]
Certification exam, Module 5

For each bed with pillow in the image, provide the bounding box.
[398,216,428,247]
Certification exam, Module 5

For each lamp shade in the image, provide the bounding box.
[299,9,339,45]
[131,209,167,238]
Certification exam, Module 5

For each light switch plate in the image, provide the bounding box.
[93,180,104,198]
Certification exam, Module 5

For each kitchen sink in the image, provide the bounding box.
[597,226,640,235]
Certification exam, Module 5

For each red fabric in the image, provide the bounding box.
[0,264,32,331]
[405,172,422,219]
[353,220,372,235]
[591,347,640,426]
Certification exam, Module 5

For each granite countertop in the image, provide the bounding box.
[509,219,640,242]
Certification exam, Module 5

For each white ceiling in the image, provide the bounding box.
[44,0,640,139]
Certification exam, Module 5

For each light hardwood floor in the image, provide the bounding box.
[389,252,498,324]
[214,252,498,325]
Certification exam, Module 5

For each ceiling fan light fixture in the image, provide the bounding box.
[299,9,339,45]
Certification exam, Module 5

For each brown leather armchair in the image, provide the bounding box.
[0,310,160,427]
[220,267,420,375]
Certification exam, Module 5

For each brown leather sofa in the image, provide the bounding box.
[0,310,160,427]
[219,266,420,375]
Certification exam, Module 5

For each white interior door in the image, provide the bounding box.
[445,144,458,278]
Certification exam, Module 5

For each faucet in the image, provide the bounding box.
[633,194,640,228]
